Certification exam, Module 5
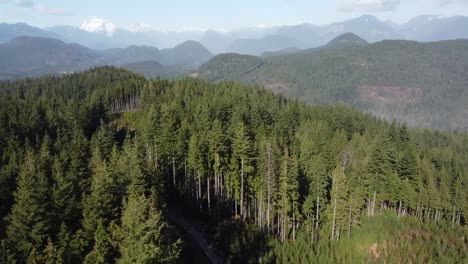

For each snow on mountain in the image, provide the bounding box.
[80,17,116,36]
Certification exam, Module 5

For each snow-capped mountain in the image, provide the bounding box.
[80,17,117,37]
[1,15,468,52]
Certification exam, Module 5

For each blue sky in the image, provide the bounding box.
[1,0,468,31]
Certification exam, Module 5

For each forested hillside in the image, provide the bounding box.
[199,37,468,131]
[0,37,213,80]
[0,67,466,263]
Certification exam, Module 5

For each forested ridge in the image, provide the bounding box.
[0,67,466,263]
[199,38,468,131]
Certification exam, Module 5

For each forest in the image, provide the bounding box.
[0,67,466,263]
[199,39,468,131]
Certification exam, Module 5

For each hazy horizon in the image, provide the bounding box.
[1,0,468,32]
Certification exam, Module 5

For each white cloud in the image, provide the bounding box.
[337,0,400,12]
[80,17,116,36]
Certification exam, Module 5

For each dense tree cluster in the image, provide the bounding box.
[0,68,181,263]
[0,67,466,263]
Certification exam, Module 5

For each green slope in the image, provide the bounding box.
[198,38,468,130]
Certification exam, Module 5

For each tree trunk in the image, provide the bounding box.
[292,201,296,241]
[184,158,187,193]
[173,155,176,187]
[207,176,211,214]
[234,198,238,217]
[452,206,456,228]
[367,197,370,217]
[240,158,244,218]
[332,197,337,240]
[316,196,320,231]
[348,204,351,240]
[372,192,376,216]
[198,173,201,210]
[259,190,263,228]
[220,169,224,200]
[398,200,402,218]
[266,142,272,232]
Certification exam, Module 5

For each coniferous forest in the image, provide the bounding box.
[0,67,467,263]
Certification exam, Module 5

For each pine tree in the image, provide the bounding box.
[277,148,299,242]
[231,122,254,218]
[115,194,182,264]
[188,133,207,208]
[80,148,122,259]
[121,138,149,197]
[6,149,52,261]
[258,136,278,231]
[328,165,348,240]
[43,238,60,264]
[91,120,114,161]
[83,220,114,264]
[51,157,77,232]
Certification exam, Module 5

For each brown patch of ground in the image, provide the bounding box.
[359,85,423,105]
[263,80,289,94]
[368,240,389,262]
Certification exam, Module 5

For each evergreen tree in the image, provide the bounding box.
[115,194,182,264]
[328,165,348,240]
[6,149,52,261]
[231,122,255,218]
[80,148,121,260]
[83,220,114,264]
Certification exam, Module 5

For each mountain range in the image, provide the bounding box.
[1,15,468,54]
[198,33,468,130]
[1,15,468,131]
[0,36,213,79]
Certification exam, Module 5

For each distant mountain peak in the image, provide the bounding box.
[80,17,116,37]
[174,40,212,54]
[176,40,204,47]
[407,15,441,24]
[356,14,380,22]
[325,32,368,49]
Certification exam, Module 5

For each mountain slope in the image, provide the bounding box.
[324,32,369,49]
[198,36,468,130]
[401,15,468,42]
[97,45,161,65]
[0,36,99,78]
[0,36,213,79]
[159,40,213,69]
[227,35,302,56]
[0,23,59,43]
[199,53,264,81]
[222,15,399,55]
[119,61,183,78]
